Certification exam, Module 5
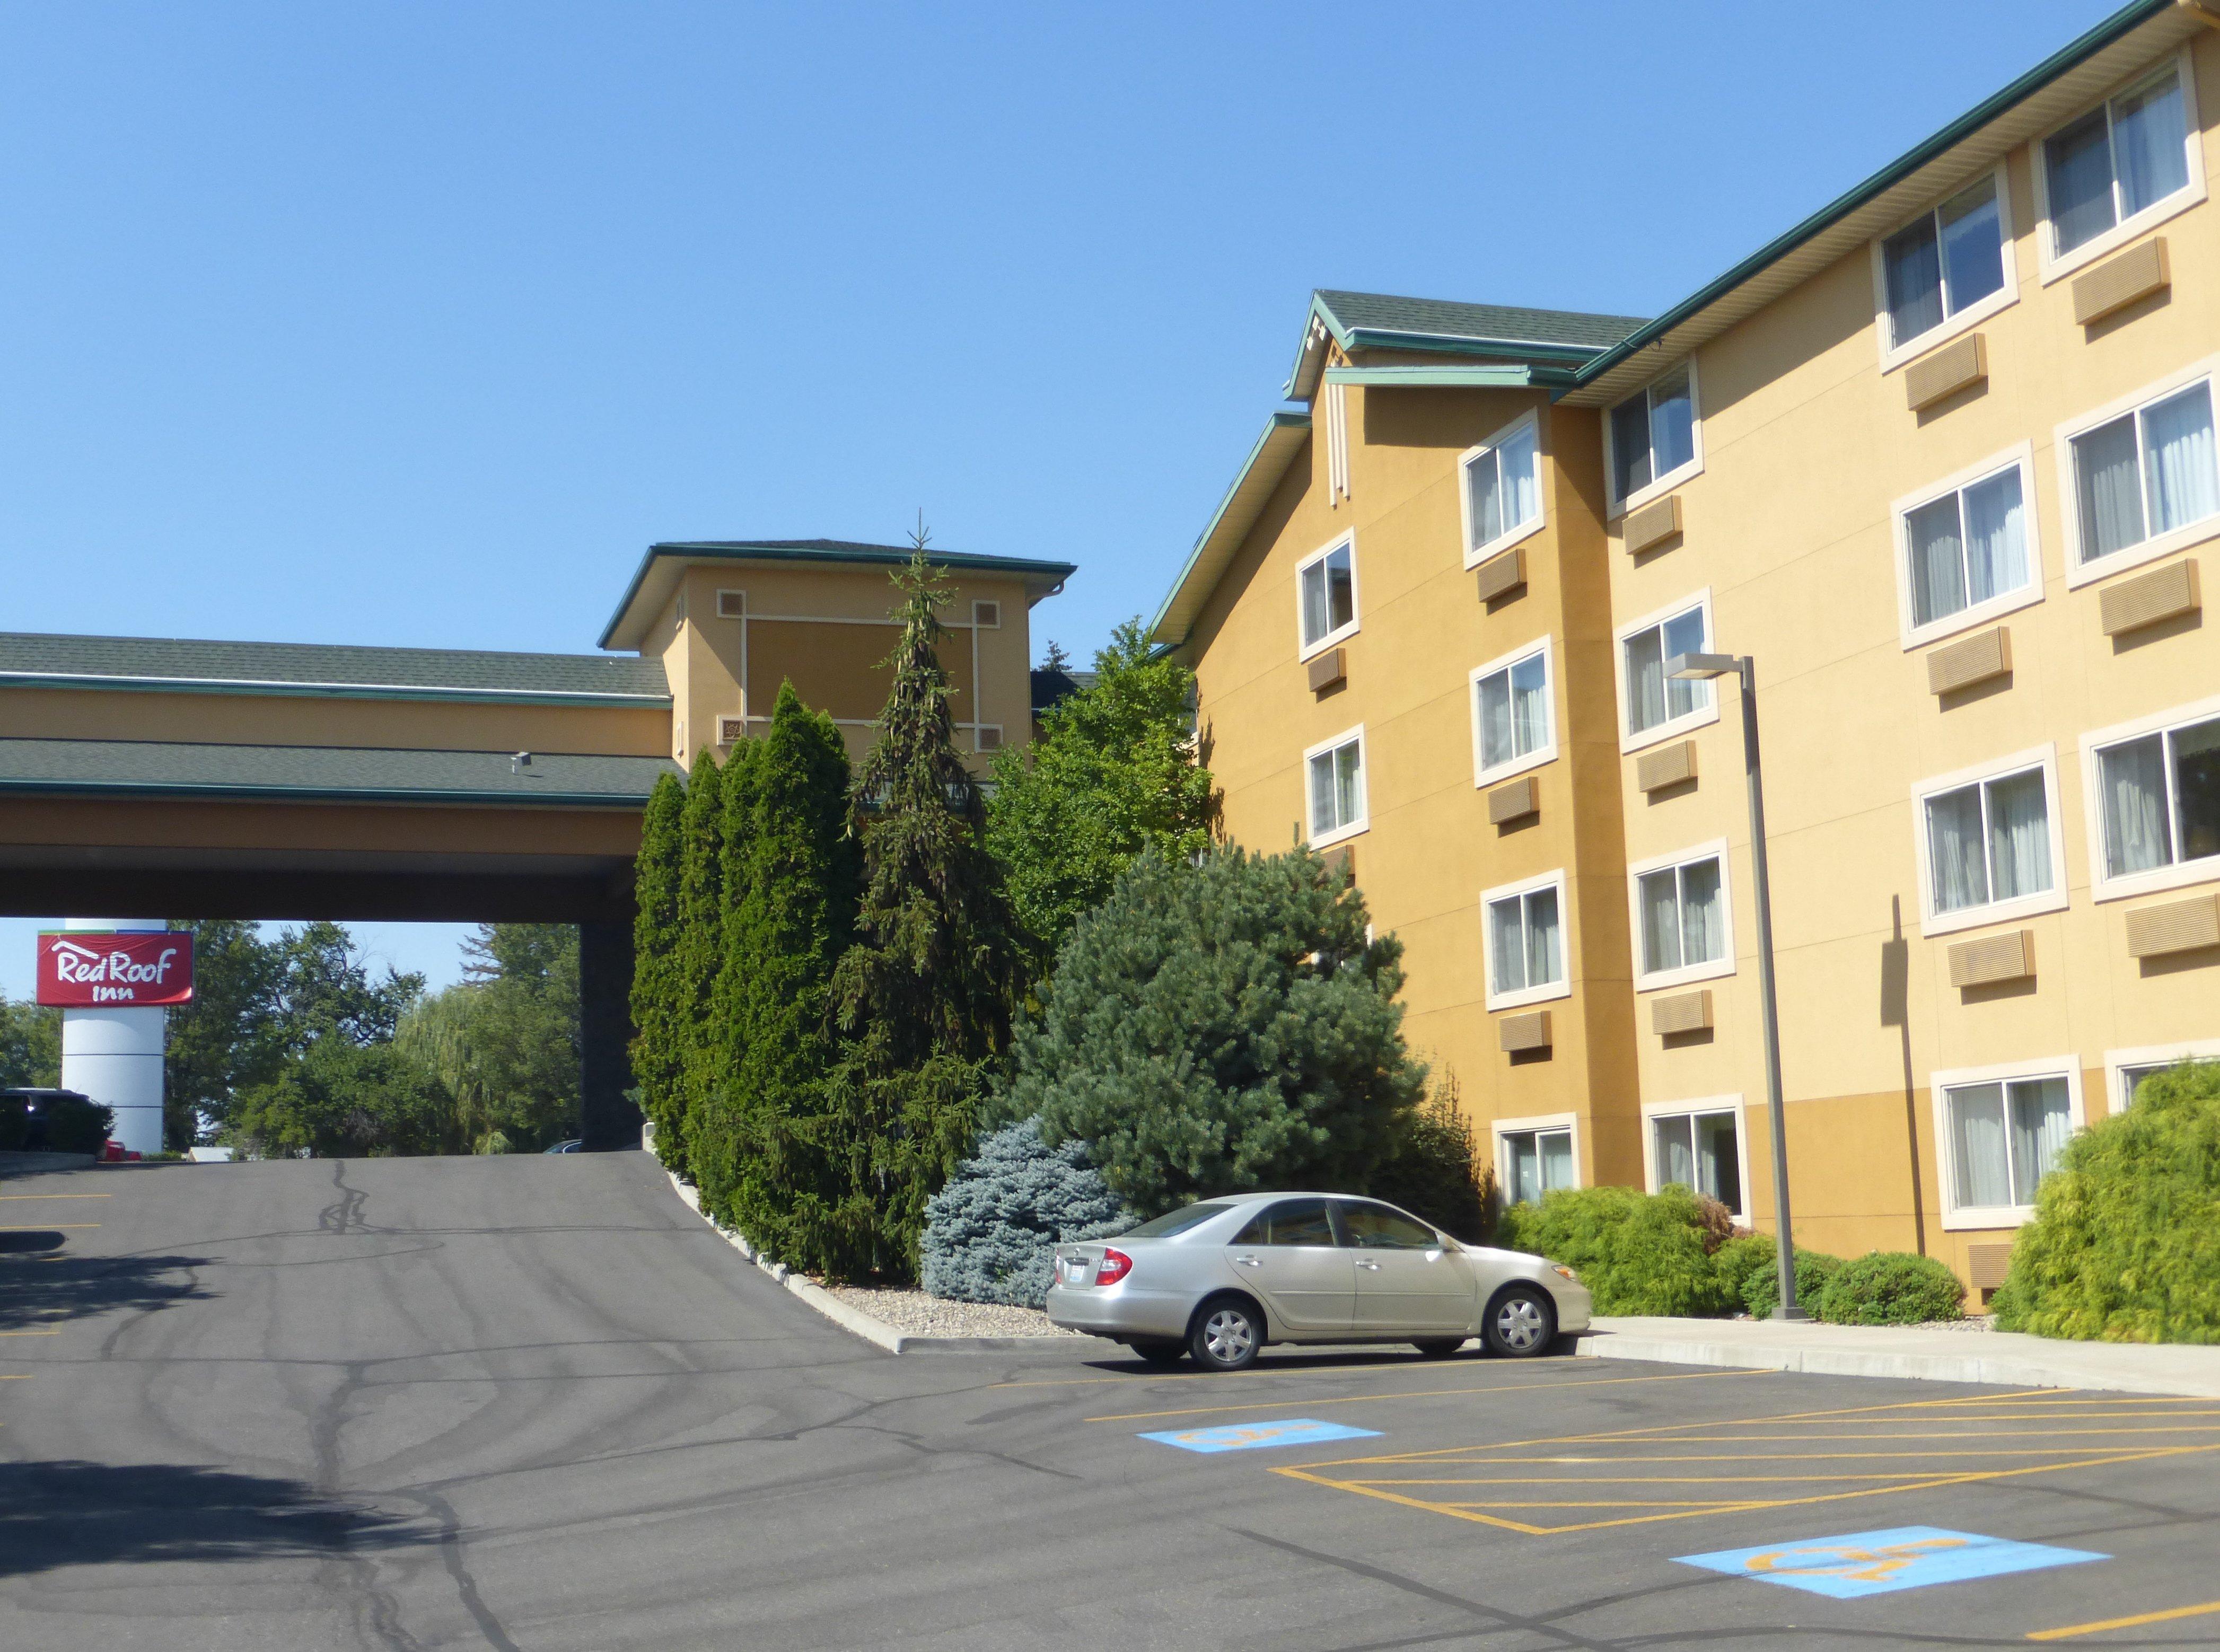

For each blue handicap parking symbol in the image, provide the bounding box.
[1675,1525,2107,1599]
[1139,1418,1383,1454]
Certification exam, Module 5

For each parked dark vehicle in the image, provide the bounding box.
[0,1088,117,1156]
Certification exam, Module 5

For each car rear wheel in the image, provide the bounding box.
[1484,1284,1557,1358]
[1411,1338,1466,1358]
[1189,1297,1261,1372]
[1130,1340,1186,1367]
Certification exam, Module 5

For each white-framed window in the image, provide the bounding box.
[1460,410,1545,565]
[1630,839,1734,991]
[1495,1113,1578,1207]
[2103,1042,2220,1114]
[2056,360,2220,585]
[1892,444,2042,647]
[1873,165,2017,367]
[1296,533,1359,658]
[1481,869,1568,1011]
[1911,746,2068,937]
[1304,725,1367,848]
[1642,1096,1749,1222]
[1469,638,1557,786]
[2079,692,2220,901]
[2034,48,2206,282]
[1605,361,1702,514]
[1615,589,1718,751]
[1931,1057,2083,1229]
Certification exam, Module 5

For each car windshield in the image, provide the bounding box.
[1120,1201,1238,1239]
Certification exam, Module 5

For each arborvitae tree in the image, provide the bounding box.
[629,772,687,1170]
[672,749,725,1168]
[822,536,1025,1278]
[687,738,760,1212]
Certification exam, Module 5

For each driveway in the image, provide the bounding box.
[2,1153,2214,1649]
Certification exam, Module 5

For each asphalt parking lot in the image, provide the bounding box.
[2,1152,2215,1649]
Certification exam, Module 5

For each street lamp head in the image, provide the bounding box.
[1667,651,1740,681]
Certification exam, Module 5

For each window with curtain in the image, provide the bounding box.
[1609,365,1697,505]
[2070,379,2219,566]
[1298,540,1357,650]
[1636,853,1728,981]
[1622,601,1711,738]
[1651,1106,1744,1216]
[1882,175,2008,352]
[1306,733,1365,841]
[1501,1127,1575,1206]
[2044,61,2192,259]
[1944,1075,2072,1212]
[1474,646,1551,777]
[1921,764,2054,917]
[1902,463,2030,631]
[1465,416,1542,556]
[1486,880,1564,1003]
[2095,712,2220,880]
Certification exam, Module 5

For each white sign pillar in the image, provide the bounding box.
[59,918,167,1156]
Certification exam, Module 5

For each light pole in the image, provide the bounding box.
[1666,649,1805,1321]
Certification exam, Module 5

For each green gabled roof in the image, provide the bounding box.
[1148,411,1313,648]
[0,738,678,807]
[1286,289,1648,398]
[599,539,1080,650]
[0,632,670,705]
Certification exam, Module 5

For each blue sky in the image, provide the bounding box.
[0,1,2121,994]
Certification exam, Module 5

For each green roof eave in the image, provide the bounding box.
[0,777,661,808]
[0,671,670,709]
[1321,364,1576,390]
[1572,0,2181,395]
[1148,410,1312,651]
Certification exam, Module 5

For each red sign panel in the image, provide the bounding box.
[36,931,195,1007]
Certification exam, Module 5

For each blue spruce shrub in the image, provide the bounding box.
[920,1118,1135,1306]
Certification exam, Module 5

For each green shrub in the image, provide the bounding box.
[1366,1080,1489,1243]
[1742,1248,1843,1319]
[1817,1252,1964,1325]
[1712,1233,1778,1305]
[0,1090,114,1155]
[1497,1185,1734,1316]
[1994,1060,2220,1343]
[919,1118,1133,1306]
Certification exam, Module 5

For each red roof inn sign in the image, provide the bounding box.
[37,931,195,1007]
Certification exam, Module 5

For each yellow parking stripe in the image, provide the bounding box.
[2029,1598,2220,1640]
[1086,1366,1758,1425]
[0,1330,61,1337]
[991,1357,1582,1392]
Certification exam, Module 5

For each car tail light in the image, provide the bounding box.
[1094,1248,1133,1287]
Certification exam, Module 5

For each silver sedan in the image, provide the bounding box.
[1044,1191,1590,1371]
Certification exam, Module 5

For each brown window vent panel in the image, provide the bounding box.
[1651,989,1713,1036]
[1947,928,2033,988]
[1498,1009,1552,1054]
[1967,1242,2013,1291]
[715,715,748,744]
[1927,625,2012,696]
[1486,775,1539,824]
[715,589,746,619]
[972,600,1002,629]
[1321,843,1355,884]
[1307,647,1347,693]
[1624,493,1682,556]
[2099,558,2200,637]
[975,725,1004,753]
[1636,739,1698,793]
[2124,893,2220,959]
[2073,236,2169,326]
[1904,332,1987,412]
[1473,546,1525,602]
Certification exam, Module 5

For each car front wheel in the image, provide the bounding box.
[1189,1298,1262,1372]
[1484,1284,1557,1358]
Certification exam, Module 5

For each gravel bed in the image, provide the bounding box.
[823,1286,1084,1339]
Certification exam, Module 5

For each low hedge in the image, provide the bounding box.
[1819,1251,1963,1325]
[0,1091,114,1155]
[1994,1060,2220,1343]
[1497,1184,1734,1316]
[1741,1247,1844,1319]
[1711,1233,1777,1306]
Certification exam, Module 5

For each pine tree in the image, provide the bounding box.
[687,738,759,1214]
[822,533,1025,1278]
[672,749,725,1169]
[629,774,688,1171]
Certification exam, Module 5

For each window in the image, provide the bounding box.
[1645,1100,1745,1220]
[1617,593,1715,747]
[1633,843,1732,989]
[1895,450,2038,643]
[2091,709,2220,888]
[1608,364,1699,510]
[1336,1201,1438,1249]
[1879,170,2012,358]
[2064,375,2219,575]
[1483,872,1567,1009]
[1297,536,1358,655]
[2040,55,2202,271]
[1933,1062,2079,1225]
[1305,726,1367,847]
[1125,1200,1239,1238]
[2105,1045,2220,1112]
[1497,1119,1576,1207]
[1232,1198,1336,1247]
[1470,640,1555,784]
[1461,412,1543,563]
[1914,751,2064,932]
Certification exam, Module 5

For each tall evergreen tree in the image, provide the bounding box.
[672,749,725,1168]
[823,535,1025,1277]
[629,772,687,1169]
[688,731,762,1217]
